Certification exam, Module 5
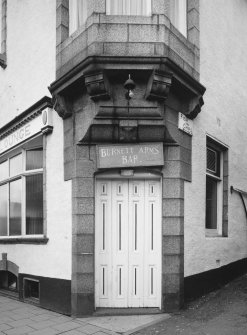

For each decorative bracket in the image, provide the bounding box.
[85,71,111,101]
[186,96,204,120]
[145,70,172,101]
[52,94,72,119]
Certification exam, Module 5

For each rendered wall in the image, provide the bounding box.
[0,0,56,125]
[184,0,247,277]
[0,0,72,281]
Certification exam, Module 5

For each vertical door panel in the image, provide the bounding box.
[143,180,161,307]
[128,181,145,307]
[95,181,112,307]
[111,181,129,307]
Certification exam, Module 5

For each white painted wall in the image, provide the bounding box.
[184,0,247,276]
[0,114,72,279]
[0,0,56,125]
[0,1,72,280]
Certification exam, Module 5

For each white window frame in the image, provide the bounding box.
[0,145,43,238]
[106,0,152,16]
[170,0,187,37]
[206,139,225,237]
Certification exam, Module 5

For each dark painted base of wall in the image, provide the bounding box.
[184,257,247,301]
[19,274,71,315]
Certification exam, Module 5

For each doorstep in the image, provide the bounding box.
[79,313,170,334]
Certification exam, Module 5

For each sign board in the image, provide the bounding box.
[97,143,164,168]
[178,112,193,136]
[0,108,53,155]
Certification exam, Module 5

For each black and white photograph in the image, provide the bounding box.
[0,1,247,334]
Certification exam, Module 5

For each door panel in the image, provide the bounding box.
[95,178,161,308]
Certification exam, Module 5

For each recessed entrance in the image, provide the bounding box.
[95,177,162,308]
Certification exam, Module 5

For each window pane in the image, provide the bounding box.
[0,184,7,236]
[206,176,217,229]
[170,0,187,36]
[9,179,22,236]
[0,161,8,181]
[10,154,22,177]
[26,148,43,170]
[106,0,151,16]
[69,0,88,35]
[26,174,43,235]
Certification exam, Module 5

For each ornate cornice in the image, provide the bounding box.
[0,96,52,139]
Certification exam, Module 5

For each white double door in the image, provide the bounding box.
[95,178,161,308]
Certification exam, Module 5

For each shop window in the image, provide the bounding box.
[106,0,152,16]
[0,144,43,237]
[170,0,187,37]
[206,137,228,236]
[0,271,18,291]
[24,278,39,301]
[69,0,87,35]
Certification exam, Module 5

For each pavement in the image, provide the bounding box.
[0,296,169,335]
[0,273,246,335]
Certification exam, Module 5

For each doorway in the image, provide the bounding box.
[95,177,162,308]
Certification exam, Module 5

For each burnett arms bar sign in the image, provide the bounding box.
[97,143,164,168]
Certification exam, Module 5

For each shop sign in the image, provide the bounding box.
[97,143,164,168]
[0,114,42,154]
[178,112,193,136]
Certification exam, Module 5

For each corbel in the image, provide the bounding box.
[186,96,204,120]
[85,71,111,101]
[145,70,173,101]
[52,93,72,119]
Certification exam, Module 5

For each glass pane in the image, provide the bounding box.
[26,174,43,235]
[106,0,151,16]
[10,154,22,177]
[0,161,8,181]
[69,0,88,35]
[26,148,43,170]
[0,184,8,236]
[206,176,217,229]
[9,179,22,236]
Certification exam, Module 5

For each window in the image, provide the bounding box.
[170,0,187,37]
[106,0,152,16]
[69,0,87,35]
[206,137,228,236]
[24,278,39,301]
[0,146,43,237]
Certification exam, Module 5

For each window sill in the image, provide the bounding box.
[205,231,227,238]
[0,237,49,244]
[0,53,7,69]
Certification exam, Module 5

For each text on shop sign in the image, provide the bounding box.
[97,143,164,168]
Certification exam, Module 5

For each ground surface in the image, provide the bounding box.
[0,273,246,334]
[135,273,247,335]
